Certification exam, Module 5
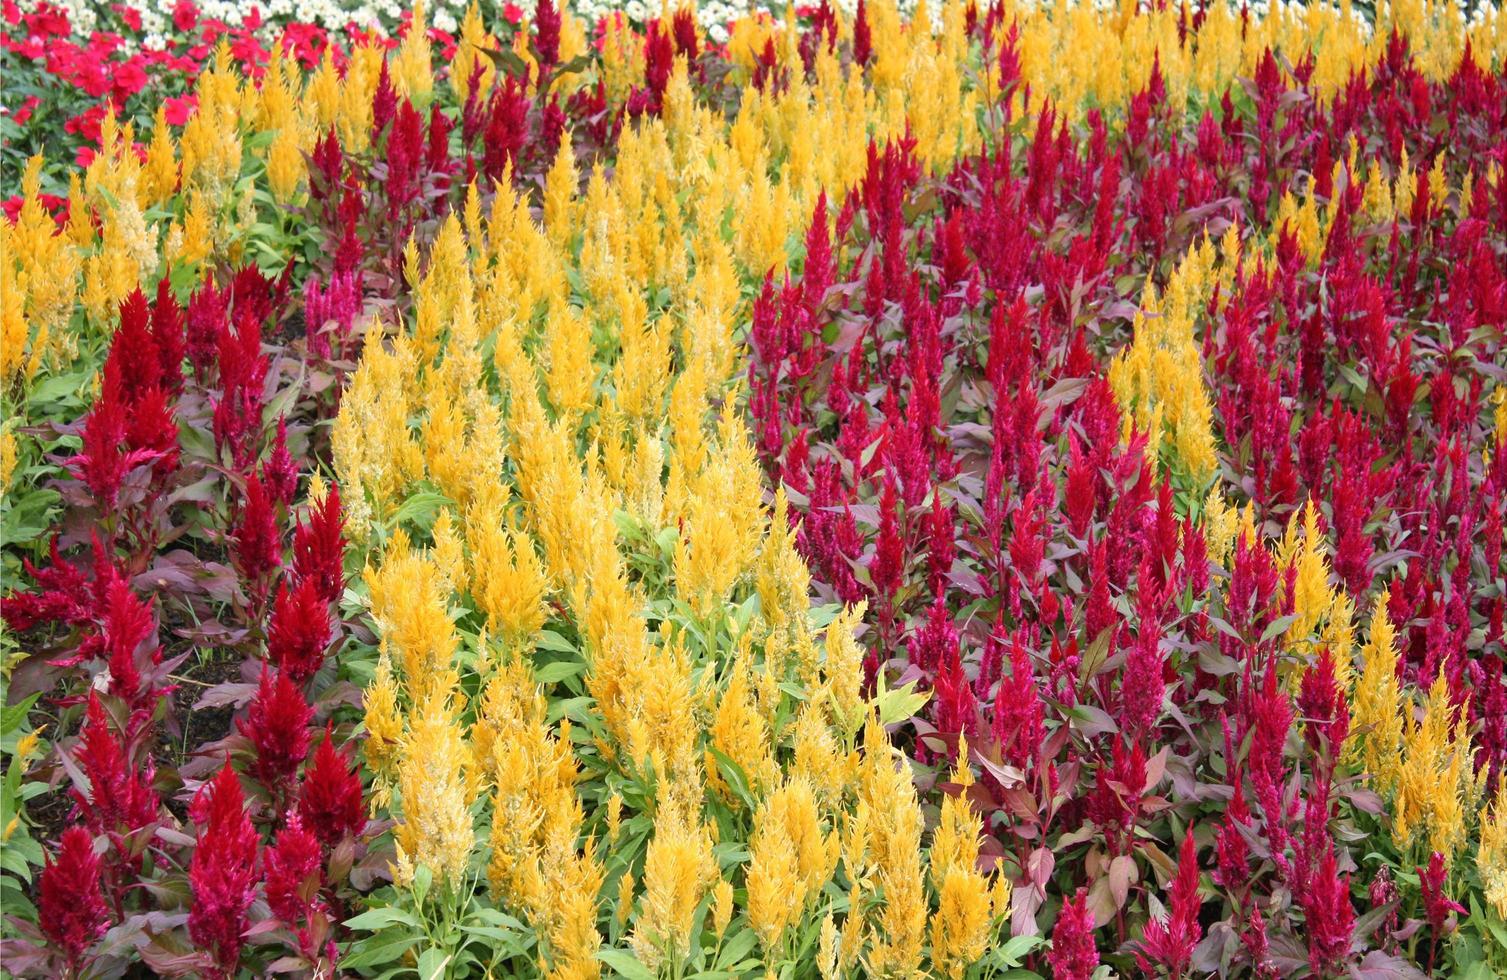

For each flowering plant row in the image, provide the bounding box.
[748,26,1507,977]
[1,0,1505,977]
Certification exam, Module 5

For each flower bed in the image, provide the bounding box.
[1,0,1506,977]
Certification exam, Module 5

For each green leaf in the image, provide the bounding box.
[874,679,930,726]
[713,927,757,968]
[391,491,453,531]
[534,660,586,685]
[597,947,656,980]
[344,906,421,932]
[1258,613,1297,646]
[416,948,451,980]
[991,934,1044,966]
[535,630,578,654]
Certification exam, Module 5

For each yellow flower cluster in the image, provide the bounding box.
[1108,233,1224,483]
[330,20,1021,972]
[1344,586,1488,868]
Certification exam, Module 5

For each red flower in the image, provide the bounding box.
[70,376,129,511]
[239,667,312,797]
[298,724,365,848]
[1135,828,1203,980]
[9,93,40,125]
[70,692,159,913]
[111,57,148,102]
[871,475,904,602]
[102,578,163,714]
[852,0,871,66]
[172,0,198,33]
[106,289,163,396]
[265,814,323,927]
[1299,646,1350,757]
[1048,888,1099,980]
[111,3,140,29]
[1418,851,1465,934]
[1121,575,1167,736]
[292,483,345,604]
[267,577,332,685]
[72,692,159,836]
[2,534,101,636]
[189,764,259,980]
[234,473,283,589]
[38,827,110,972]
[534,0,561,67]
[164,94,197,125]
[263,417,299,505]
[990,636,1045,771]
[1301,841,1354,978]
[63,103,108,142]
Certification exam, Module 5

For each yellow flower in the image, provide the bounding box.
[630,791,717,970]
[14,730,43,762]
[1282,499,1332,647]
[393,0,434,104]
[1392,670,1478,863]
[0,429,17,495]
[747,776,836,952]
[363,652,405,780]
[852,712,927,978]
[1107,243,1219,482]
[267,125,305,203]
[757,488,813,666]
[365,532,458,692]
[468,508,551,645]
[705,648,777,802]
[544,299,596,421]
[822,603,868,736]
[394,697,475,888]
[928,740,994,978]
[142,106,179,207]
[1478,786,1507,918]
[712,878,735,935]
[1344,589,1404,792]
